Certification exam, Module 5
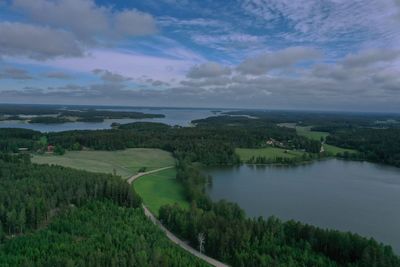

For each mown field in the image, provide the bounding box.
[133,168,189,216]
[236,147,304,162]
[32,148,175,178]
[323,143,357,154]
[296,126,329,141]
[296,126,356,154]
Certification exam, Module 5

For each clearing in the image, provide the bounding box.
[133,167,189,216]
[32,148,175,178]
[236,147,304,162]
[295,126,329,141]
[295,126,356,154]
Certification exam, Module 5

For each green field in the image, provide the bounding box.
[32,148,175,178]
[134,168,189,216]
[295,126,356,154]
[236,147,303,162]
[296,126,329,141]
[323,144,357,154]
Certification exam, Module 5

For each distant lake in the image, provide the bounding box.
[0,108,220,132]
[204,159,400,253]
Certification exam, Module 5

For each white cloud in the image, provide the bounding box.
[12,0,107,39]
[192,33,264,47]
[12,0,157,40]
[0,68,32,80]
[342,49,400,68]
[114,10,157,36]
[92,69,132,83]
[0,22,83,59]
[187,62,231,79]
[237,46,321,75]
[13,49,198,84]
[241,0,400,48]
[158,17,225,28]
[44,72,71,79]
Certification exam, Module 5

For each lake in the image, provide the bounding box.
[0,108,219,132]
[204,159,400,253]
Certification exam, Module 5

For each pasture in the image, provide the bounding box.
[32,148,175,178]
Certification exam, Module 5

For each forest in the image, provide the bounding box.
[1,111,400,266]
[46,118,322,164]
[0,104,164,123]
[0,154,205,266]
[326,128,400,167]
[0,153,140,236]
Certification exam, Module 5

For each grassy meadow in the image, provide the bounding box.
[133,168,189,216]
[295,126,356,154]
[296,126,329,141]
[32,148,175,178]
[323,143,357,154]
[236,147,304,162]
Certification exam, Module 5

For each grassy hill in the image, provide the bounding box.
[133,168,189,216]
[32,148,175,178]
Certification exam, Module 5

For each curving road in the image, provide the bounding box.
[127,166,174,184]
[128,167,229,267]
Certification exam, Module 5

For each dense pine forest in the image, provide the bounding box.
[326,128,400,167]
[0,201,207,267]
[0,154,206,266]
[0,154,140,236]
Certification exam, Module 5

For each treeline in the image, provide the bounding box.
[327,128,400,167]
[224,110,400,127]
[0,201,208,267]
[159,201,399,267]
[46,119,321,165]
[245,153,318,165]
[0,154,141,237]
[0,128,42,152]
[193,116,322,153]
[29,116,72,124]
[0,104,164,123]
[0,153,208,266]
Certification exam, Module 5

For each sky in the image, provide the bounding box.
[0,0,400,111]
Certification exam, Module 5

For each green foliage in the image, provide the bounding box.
[0,155,141,236]
[159,196,400,267]
[29,116,72,124]
[0,201,208,267]
[236,147,308,164]
[138,166,147,173]
[46,117,323,165]
[0,104,165,123]
[134,168,189,216]
[54,145,65,155]
[2,111,400,267]
[0,128,42,152]
[32,148,175,178]
[327,128,400,167]
[296,126,329,141]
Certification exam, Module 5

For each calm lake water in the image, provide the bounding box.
[0,108,219,132]
[204,159,400,253]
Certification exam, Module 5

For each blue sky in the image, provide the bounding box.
[1,0,400,111]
